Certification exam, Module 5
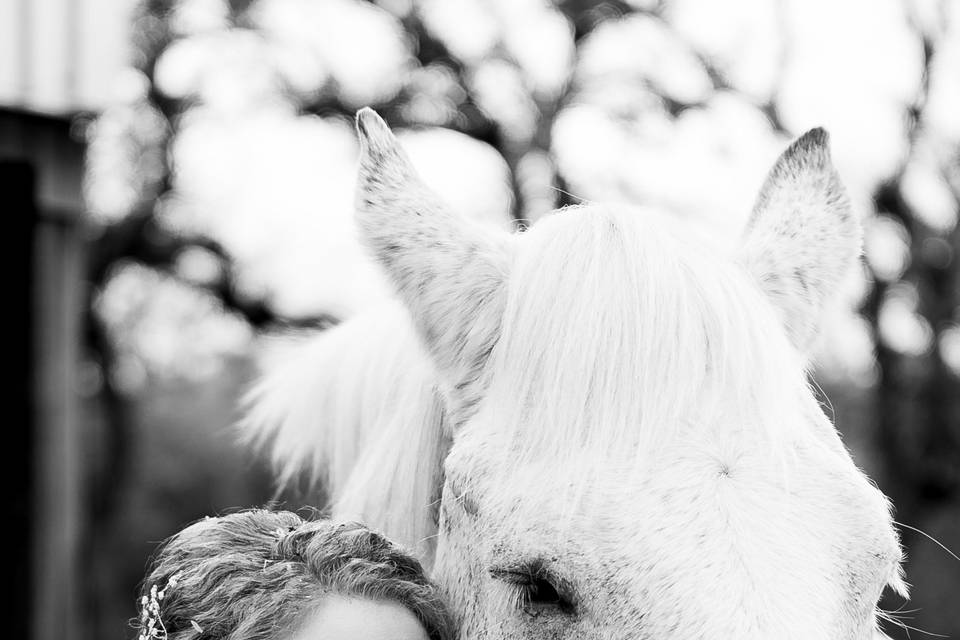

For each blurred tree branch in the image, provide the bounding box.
[860,23,959,531]
[82,0,336,572]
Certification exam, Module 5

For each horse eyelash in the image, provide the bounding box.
[489,565,576,614]
[496,572,543,611]
[489,566,535,585]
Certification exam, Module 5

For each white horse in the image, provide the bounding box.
[243,108,906,639]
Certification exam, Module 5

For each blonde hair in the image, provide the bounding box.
[135,509,455,640]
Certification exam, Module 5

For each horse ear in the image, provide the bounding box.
[739,128,862,352]
[354,108,512,419]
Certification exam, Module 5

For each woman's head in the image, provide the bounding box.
[136,509,454,640]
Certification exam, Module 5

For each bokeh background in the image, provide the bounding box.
[4,0,958,639]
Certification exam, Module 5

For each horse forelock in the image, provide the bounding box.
[472,203,822,487]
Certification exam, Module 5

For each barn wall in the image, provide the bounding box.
[1,108,87,640]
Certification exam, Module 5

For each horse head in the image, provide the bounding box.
[247,108,905,639]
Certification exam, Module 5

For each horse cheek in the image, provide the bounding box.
[434,490,487,639]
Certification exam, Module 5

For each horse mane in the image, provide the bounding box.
[239,300,448,561]
[242,203,857,562]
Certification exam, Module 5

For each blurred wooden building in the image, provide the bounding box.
[0,1,137,638]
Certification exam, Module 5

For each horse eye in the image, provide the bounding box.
[490,565,576,616]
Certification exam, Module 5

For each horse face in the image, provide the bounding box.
[433,418,902,640]
[353,109,904,639]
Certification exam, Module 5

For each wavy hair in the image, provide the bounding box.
[135,509,455,640]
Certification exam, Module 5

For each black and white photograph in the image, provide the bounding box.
[4,0,959,638]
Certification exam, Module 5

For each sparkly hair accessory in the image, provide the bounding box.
[138,571,204,639]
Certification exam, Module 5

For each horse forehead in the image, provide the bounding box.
[452,433,893,554]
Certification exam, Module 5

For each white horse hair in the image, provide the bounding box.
[242,302,448,559]
[242,109,906,639]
